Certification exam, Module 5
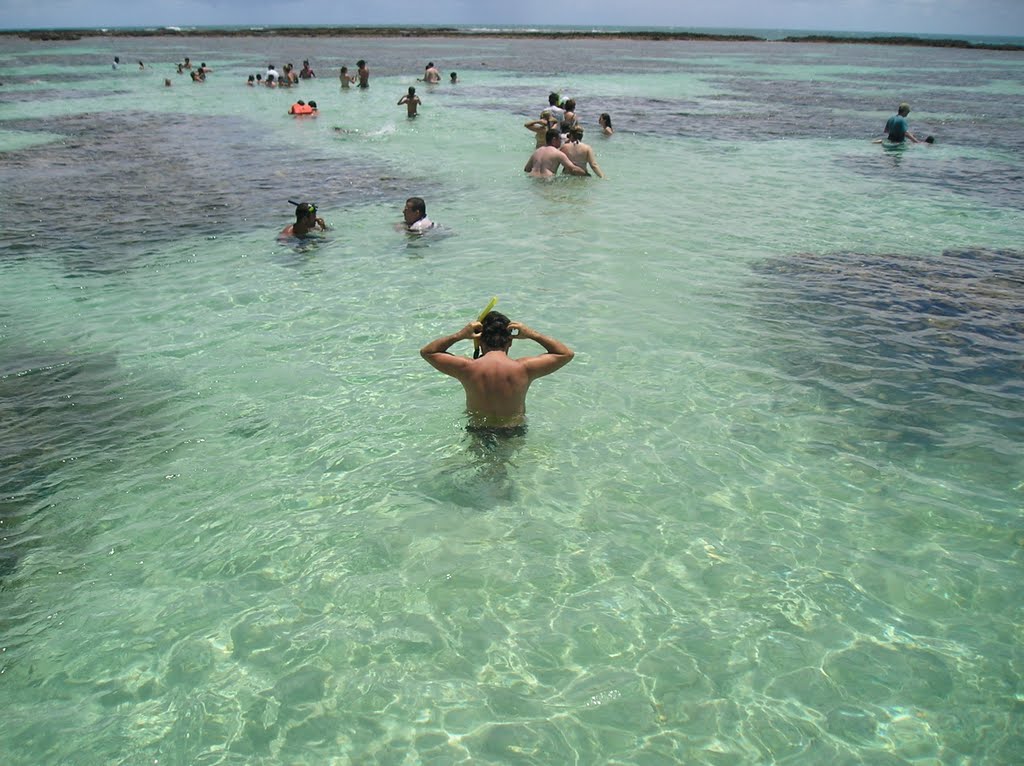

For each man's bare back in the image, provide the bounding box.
[420,315,574,428]
[524,145,586,178]
[562,139,606,178]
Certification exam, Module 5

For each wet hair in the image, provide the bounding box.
[548,92,560,106]
[600,113,612,128]
[295,202,317,222]
[480,311,512,352]
[450,72,457,80]
[357,60,366,67]
[545,128,561,145]
[408,86,416,95]
[406,197,426,217]
[308,100,317,109]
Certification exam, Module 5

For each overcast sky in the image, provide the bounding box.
[2,0,1023,37]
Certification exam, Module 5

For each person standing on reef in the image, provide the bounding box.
[420,311,574,430]
[280,202,327,238]
[524,129,587,178]
[357,60,370,88]
[598,113,614,136]
[398,87,421,118]
[112,56,120,70]
[423,62,441,83]
[339,66,356,88]
[882,102,920,144]
[299,60,315,79]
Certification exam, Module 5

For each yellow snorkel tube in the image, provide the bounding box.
[474,296,498,358]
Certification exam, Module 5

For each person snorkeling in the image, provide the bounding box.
[280,201,327,238]
[419,309,574,432]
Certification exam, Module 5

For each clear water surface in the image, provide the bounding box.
[0,33,1022,765]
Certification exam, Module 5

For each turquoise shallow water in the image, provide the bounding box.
[1,34,1022,765]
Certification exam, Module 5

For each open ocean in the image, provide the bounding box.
[1,30,1022,765]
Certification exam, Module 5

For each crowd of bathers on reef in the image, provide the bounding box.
[152,53,933,226]
[113,53,936,435]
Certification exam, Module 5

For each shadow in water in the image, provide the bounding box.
[0,348,180,578]
[427,426,528,509]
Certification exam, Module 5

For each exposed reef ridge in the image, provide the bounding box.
[4,27,1023,51]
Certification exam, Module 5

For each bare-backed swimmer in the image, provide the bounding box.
[420,310,574,430]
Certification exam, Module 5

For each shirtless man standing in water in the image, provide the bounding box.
[524,129,587,178]
[420,311,574,430]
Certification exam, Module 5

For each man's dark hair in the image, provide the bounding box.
[406,197,426,217]
[548,92,560,106]
[295,202,317,222]
[545,128,561,145]
[481,311,512,350]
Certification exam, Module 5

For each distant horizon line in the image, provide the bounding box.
[2,24,1022,51]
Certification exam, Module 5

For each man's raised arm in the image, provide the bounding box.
[509,323,575,380]
[420,322,480,377]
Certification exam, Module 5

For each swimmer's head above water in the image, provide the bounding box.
[291,201,317,221]
[475,311,513,358]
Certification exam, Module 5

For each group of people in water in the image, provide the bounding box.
[242,59,317,88]
[522,92,613,178]
[276,194,559,435]
[146,55,927,435]
[265,70,614,431]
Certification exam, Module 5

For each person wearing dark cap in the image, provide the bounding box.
[419,310,574,432]
[280,202,327,238]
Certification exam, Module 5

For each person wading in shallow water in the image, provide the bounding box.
[524,129,587,178]
[280,202,327,238]
[419,310,574,434]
